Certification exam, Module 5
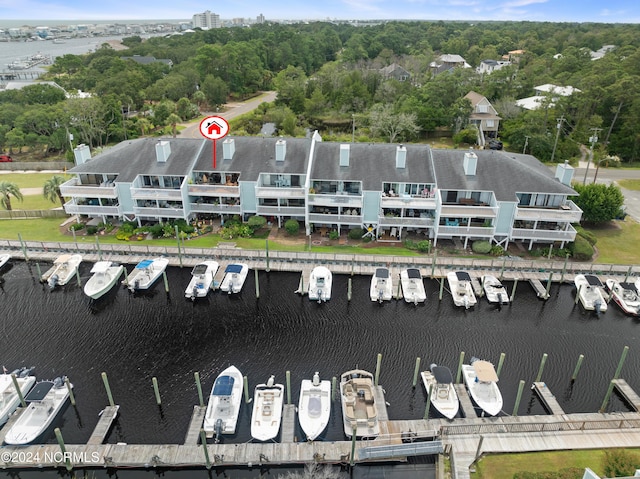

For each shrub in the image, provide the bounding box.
[472,240,492,254]
[86,225,98,235]
[569,235,594,261]
[348,228,365,240]
[220,223,252,239]
[403,239,417,250]
[328,230,339,240]
[247,215,267,231]
[416,240,431,253]
[284,219,299,236]
[69,223,85,231]
[577,229,597,246]
[121,221,136,233]
[149,223,165,238]
[115,231,132,241]
[490,245,505,256]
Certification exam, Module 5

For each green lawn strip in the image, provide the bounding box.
[617,179,640,191]
[13,196,59,211]
[583,220,640,265]
[471,450,611,479]
[0,173,71,189]
[3,218,72,242]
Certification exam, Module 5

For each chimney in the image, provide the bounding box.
[463,149,477,176]
[155,140,171,163]
[339,144,350,167]
[73,144,91,165]
[396,144,407,169]
[222,138,235,160]
[555,160,574,186]
[275,138,286,163]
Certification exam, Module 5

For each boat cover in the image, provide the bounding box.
[621,283,638,293]
[375,268,389,278]
[456,271,472,281]
[407,268,421,279]
[212,375,234,396]
[584,275,603,287]
[473,361,499,382]
[307,396,322,417]
[432,366,454,384]
[225,264,244,274]
[192,264,209,275]
[136,259,154,269]
[25,381,54,401]
[90,261,112,273]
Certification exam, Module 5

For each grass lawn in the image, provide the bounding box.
[617,179,640,191]
[13,196,59,211]
[0,173,71,189]
[583,219,640,264]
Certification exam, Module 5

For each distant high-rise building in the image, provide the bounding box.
[257,13,265,24]
[192,10,221,29]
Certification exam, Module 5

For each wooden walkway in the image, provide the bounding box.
[212,261,229,290]
[529,279,550,299]
[531,382,565,415]
[87,405,120,445]
[281,404,297,442]
[613,379,640,411]
[454,384,476,418]
[183,405,206,445]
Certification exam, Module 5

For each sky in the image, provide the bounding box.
[0,0,638,24]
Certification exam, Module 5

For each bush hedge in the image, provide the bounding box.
[284,219,300,236]
[569,236,594,261]
[472,240,492,254]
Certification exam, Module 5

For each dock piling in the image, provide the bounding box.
[65,377,76,406]
[152,377,162,406]
[162,271,169,293]
[10,374,26,407]
[456,351,465,384]
[513,380,525,416]
[54,427,73,471]
[95,236,102,261]
[254,269,260,299]
[347,278,352,301]
[194,372,204,407]
[244,375,252,403]
[600,379,616,413]
[374,353,382,387]
[286,371,291,405]
[535,353,548,383]
[199,429,212,469]
[561,254,568,283]
[510,278,518,302]
[412,357,421,388]
[265,240,270,272]
[424,383,433,420]
[76,269,81,287]
[431,250,437,278]
[575,284,582,305]
[572,354,585,381]
[614,345,629,380]
[496,353,506,379]
[545,272,553,297]
[101,372,115,407]
[331,376,337,402]
[18,233,28,262]
[175,226,182,268]
[439,278,444,301]
[350,426,357,467]
[35,262,42,279]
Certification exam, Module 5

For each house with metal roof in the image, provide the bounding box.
[61,134,581,250]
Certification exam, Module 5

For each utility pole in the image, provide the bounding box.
[550,115,564,163]
[522,136,530,154]
[582,127,601,185]
[351,113,355,143]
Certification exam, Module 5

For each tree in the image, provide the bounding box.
[369,104,420,143]
[43,175,66,206]
[166,113,182,138]
[573,183,625,223]
[0,181,23,211]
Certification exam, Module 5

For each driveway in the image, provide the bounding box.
[179,91,277,139]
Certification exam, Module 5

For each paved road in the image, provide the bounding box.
[178,91,277,139]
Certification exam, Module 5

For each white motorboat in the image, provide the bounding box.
[124,257,169,292]
[575,274,608,313]
[0,253,10,269]
[219,263,249,294]
[185,261,219,300]
[606,279,640,316]
[340,369,380,439]
[421,364,459,420]
[447,271,477,309]
[461,358,503,417]
[0,367,36,426]
[298,372,331,441]
[250,375,284,441]
[3,376,72,445]
[308,266,332,303]
[203,365,243,440]
[41,254,82,289]
[84,261,125,299]
[400,268,426,304]
[482,274,510,304]
[370,267,393,303]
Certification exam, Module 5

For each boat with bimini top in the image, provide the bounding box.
[124,257,169,292]
[0,367,36,427]
[370,268,393,303]
[185,261,219,300]
[41,254,82,289]
[340,369,380,439]
[462,358,502,417]
[447,271,477,309]
[574,274,608,313]
[308,266,332,303]
[203,365,243,441]
[400,268,426,304]
[421,364,459,420]
[219,263,249,294]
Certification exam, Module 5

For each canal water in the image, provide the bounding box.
[0,259,639,477]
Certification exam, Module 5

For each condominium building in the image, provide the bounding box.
[61,134,581,250]
[192,10,221,29]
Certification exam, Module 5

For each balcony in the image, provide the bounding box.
[439,203,497,218]
[378,216,434,227]
[59,178,117,198]
[133,206,185,218]
[308,213,363,225]
[131,187,183,201]
[380,195,436,210]
[256,205,306,216]
[515,201,582,223]
[188,184,240,197]
[255,186,305,199]
[510,224,577,242]
[308,193,362,208]
[190,203,241,215]
[437,225,495,237]
[63,200,121,216]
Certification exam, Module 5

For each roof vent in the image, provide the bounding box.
[396,144,407,169]
[222,138,235,160]
[276,138,286,162]
[155,140,171,163]
[463,149,477,176]
[339,144,350,167]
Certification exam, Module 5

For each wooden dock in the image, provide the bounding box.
[87,405,120,445]
[531,382,565,415]
[295,265,314,295]
[183,405,206,445]
[212,261,229,290]
[454,384,477,418]
[470,277,484,298]
[529,279,549,299]
[281,404,296,442]
[390,269,403,300]
[613,379,640,411]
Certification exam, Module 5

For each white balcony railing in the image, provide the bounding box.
[133,206,185,218]
[189,203,241,214]
[308,213,363,225]
[437,225,495,237]
[63,202,121,216]
[510,225,577,241]
[188,184,240,197]
[59,178,117,198]
[256,205,306,216]
[515,201,582,223]
[439,204,498,218]
[380,196,436,209]
[131,187,183,200]
[308,193,362,208]
[255,186,305,199]
[378,217,435,227]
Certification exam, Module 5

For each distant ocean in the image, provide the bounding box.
[0,19,188,29]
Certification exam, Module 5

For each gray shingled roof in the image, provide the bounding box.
[312,142,436,191]
[432,149,577,201]
[192,136,311,182]
[68,138,203,182]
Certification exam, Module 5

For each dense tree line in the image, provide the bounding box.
[1,21,639,162]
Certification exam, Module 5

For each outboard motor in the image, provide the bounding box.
[595,299,602,316]
[214,418,223,443]
[317,289,323,304]
[227,280,233,295]
[48,274,59,289]
[19,367,35,378]
[53,376,65,388]
[378,289,384,303]
[191,286,198,301]
[312,372,320,387]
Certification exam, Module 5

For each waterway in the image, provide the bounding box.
[0,260,639,477]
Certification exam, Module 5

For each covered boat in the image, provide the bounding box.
[219,263,249,294]
[203,365,243,440]
[400,268,426,304]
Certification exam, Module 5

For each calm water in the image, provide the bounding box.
[0,259,639,476]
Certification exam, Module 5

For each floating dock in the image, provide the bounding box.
[183,405,207,445]
[529,279,549,299]
[613,379,640,411]
[453,384,477,418]
[531,382,565,415]
[87,405,120,445]
[281,404,296,442]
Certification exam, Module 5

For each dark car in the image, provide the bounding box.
[0,154,12,162]
[488,139,503,150]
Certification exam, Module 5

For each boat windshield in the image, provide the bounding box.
[213,375,234,396]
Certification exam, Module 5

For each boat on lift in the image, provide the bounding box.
[308,266,332,303]
[219,263,249,294]
[41,254,82,289]
[184,261,219,300]
[298,372,331,441]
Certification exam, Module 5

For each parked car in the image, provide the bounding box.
[0,154,12,162]
[488,139,503,150]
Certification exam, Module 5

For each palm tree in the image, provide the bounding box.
[43,175,67,207]
[167,113,182,138]
[0,181,23,211]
